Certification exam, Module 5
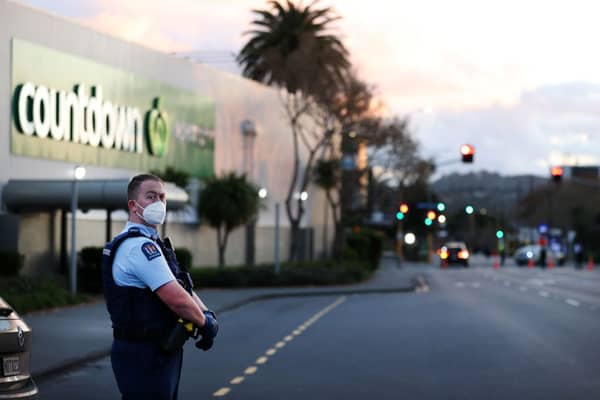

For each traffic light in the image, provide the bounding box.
[399,203,409,214]
[496,230,504,239]
[460,144,475,163]
[426,210,437,220]
[396,212,405,220]
[436,202,446,212]
[550,166,563,182]
[465,205,474,215]
[424,218,433,226]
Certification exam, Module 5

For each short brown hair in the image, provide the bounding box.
[127,174,163,201]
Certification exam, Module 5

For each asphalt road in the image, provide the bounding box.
[39,260,600,399]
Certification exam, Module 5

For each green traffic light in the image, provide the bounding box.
[465,205,474,215]
[424,218,433,226]
[437,202,446,212]
[496,230,504,239]
[396,212,405,220]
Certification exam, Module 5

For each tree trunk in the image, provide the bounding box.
[289,219,302,263]
[216,226,228,268]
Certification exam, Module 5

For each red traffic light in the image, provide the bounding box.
[550,166,563,182]
[460,144,475,163]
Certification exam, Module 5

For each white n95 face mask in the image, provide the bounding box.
[136,201,167,225]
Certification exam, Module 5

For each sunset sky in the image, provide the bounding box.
[16,0,600,177]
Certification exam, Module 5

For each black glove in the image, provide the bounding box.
[196,310,218,351]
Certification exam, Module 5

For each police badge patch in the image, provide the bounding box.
[141,242,161,260]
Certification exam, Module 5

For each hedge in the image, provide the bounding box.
[0,251,24,277]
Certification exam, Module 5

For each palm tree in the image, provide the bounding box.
[236,0,350,96]
[237,1,351,262]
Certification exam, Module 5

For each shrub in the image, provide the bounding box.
[78,247,104,293]
[189,260,373,288]
[344,228,384,270]
[0,251,24,277]
[0,276,87,314]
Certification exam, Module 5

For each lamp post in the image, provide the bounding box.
[241,120,257,267]
[259,188,281,274]
[70,165,86,294]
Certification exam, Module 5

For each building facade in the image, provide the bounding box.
[0,0,329,274]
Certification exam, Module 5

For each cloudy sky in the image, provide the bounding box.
[17,0,600,177]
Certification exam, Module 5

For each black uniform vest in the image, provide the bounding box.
[102,228,191,341]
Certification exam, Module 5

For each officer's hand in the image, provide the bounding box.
[195,336,214,351]
[199,310,218,339]
[196,310,218,351]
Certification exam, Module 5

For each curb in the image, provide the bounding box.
[34,277,426,384]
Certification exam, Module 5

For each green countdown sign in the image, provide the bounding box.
[11,38,215,178]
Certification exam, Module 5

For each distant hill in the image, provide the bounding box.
[431,171,547,219]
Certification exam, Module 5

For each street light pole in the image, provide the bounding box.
[274,202,280,274]
[70,166,86,295]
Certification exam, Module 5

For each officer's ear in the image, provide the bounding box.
[127,199,137,212]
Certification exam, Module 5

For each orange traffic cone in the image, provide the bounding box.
[493,256,500,269]
[548,258,554,269]
[528,258,534,269]
[587,256,594,271]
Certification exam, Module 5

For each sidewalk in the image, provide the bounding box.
[25,253,424,382]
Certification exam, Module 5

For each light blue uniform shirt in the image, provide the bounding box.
[112,222,175,291]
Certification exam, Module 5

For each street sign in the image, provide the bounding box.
[416,202,437,209]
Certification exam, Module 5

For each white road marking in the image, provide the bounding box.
[471,282,481,288]
[255,357,268,365]
[456,282,465,287]
[520,287,528,292]
[230,377,244,385]
[539,291,549,297]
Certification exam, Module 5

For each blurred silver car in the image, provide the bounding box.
[0,297,38,399]
[514,244,565,266]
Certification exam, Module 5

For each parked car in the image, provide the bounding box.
[438,241,470,267]
[514,244,565,266]
[0,297,38,399]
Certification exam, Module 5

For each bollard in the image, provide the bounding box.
[528,258,534,269]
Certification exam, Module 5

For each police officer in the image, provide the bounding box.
[102,174,218,399]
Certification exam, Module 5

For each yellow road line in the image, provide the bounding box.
[265,348,277,356]
[230,376,244,385]
[213,387,230,397]
[213,296,347,397]
[244,366,258,375]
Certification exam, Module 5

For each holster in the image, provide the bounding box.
[161,319,198,354]
[162,323,188,354]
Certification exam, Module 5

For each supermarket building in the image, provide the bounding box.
[0,1,328,274]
